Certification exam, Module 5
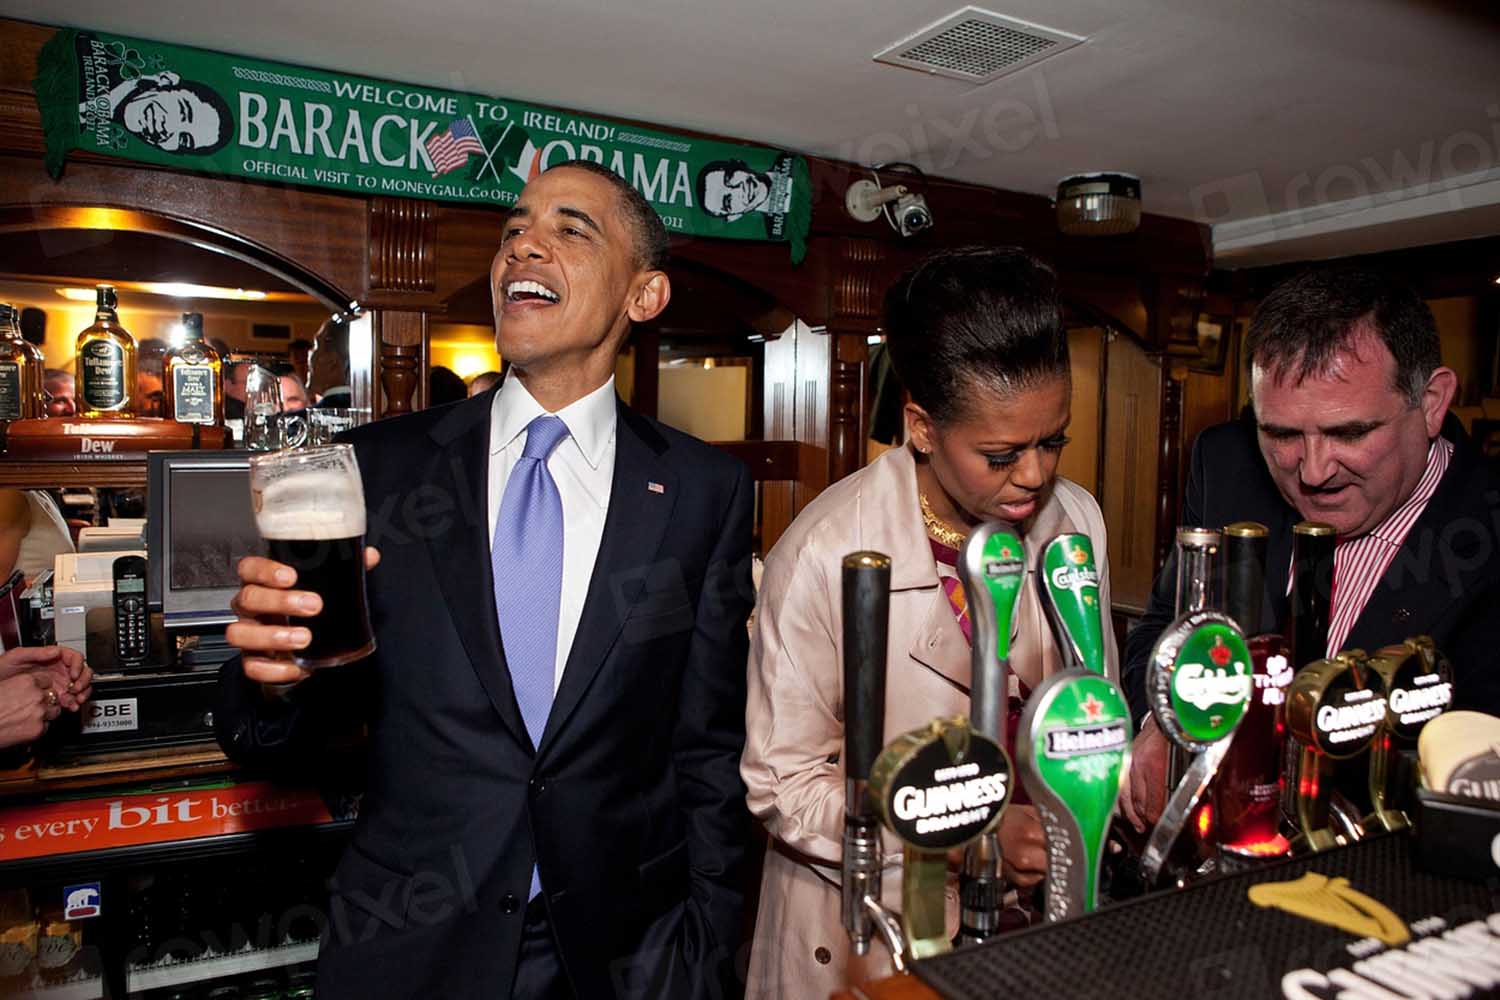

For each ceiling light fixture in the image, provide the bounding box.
[1055,172,1141,236]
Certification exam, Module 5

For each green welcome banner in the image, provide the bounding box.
[34,28,811,262]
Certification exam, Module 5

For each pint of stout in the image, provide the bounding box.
[249,443,376,668]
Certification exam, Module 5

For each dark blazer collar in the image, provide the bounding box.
[1343,415,1494,652]
[422,385,533,748]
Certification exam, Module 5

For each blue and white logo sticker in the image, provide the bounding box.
[63,883,100,920]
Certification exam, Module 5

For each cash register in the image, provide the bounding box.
[44,451,265,758]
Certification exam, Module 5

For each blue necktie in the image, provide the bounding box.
[492,414,569,900]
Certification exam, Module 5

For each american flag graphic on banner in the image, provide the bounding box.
[426,118,485,176]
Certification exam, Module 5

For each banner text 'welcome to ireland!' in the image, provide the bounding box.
[35,29,810,261]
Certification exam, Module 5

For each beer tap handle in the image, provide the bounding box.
[841,552,892,958]
[1038,534,1108,676]
[1139,738,1232,886]
[956,525,1023,947]
[960,524,1024,746]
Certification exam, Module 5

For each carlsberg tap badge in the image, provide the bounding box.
[1169,624,1252,743]
[1041,534,1106,675]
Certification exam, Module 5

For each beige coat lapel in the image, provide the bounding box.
[853,447,974,692]
[908,587,971,690]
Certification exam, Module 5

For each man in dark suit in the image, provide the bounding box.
[219,160,754,998]
[1119,266,1500,828]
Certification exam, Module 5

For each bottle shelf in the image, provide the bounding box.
[5,971,104,1000]
[126,940,318,992]
[0,460,147,489]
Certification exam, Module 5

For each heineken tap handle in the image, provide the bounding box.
[1039,534,1107,675]
[841,551,891,958]
[960,524,1026,743]
[956,524,1024,946]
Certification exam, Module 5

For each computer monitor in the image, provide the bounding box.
[147,451,266,628]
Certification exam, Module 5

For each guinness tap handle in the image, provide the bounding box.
[843,552,892,791]
[841,551,892,959]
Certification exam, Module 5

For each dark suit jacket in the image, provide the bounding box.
[1123,411,1500,723]
[217,389,754,999]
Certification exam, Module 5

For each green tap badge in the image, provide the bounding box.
[973,529,1025,666]
[1155,621,1253,749]
[1039,535,1106,675]
[1016,671,1132,921]
[1139,610,1253,884]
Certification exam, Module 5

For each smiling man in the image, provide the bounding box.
[218,160,754,999]
[1119,266,1500,828]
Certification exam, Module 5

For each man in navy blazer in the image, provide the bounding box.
[219,161,753,998]
[1119,266,1500,829]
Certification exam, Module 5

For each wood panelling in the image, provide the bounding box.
[368,198,437,294]
[1058,327,1103,495]
[1101,335,1163,610]
[760,319,831,550]
[1181,365,1234,464]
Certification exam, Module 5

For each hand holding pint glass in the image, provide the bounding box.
[228,443,378,686]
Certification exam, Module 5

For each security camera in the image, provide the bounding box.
[844,177,935,238]
[893,192,933,237]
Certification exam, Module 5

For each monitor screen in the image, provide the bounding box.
[148,452,266,626]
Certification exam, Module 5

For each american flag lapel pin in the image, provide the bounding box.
[647,481,666,494]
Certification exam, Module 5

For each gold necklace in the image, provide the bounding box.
[919,493,968,550]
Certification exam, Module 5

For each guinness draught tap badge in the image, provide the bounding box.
[1017,671,1131,922]
[1140,612,1253,885]
[1363,637,1453,833]
[1285,651,1386,852]
[869,717,1011,959]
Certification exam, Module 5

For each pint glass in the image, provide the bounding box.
[249,443,375,668]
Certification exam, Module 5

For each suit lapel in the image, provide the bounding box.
[536,404,676,759]
[423,390,531,750]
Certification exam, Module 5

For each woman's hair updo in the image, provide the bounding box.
[883,246,1069,425]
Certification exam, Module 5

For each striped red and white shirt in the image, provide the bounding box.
[1297,437,1453,656]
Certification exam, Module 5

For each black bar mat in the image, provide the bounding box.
[914,833,1500,999]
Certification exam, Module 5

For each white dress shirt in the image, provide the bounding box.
[487,375,617,692]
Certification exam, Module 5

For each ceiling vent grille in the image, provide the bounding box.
[874,7,1084,83]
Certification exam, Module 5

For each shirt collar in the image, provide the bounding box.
[1366,436,1453,545]
[490,373,617,469]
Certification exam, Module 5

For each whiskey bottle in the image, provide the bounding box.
[0,303,40,420]
[74,284,137,418]
[162,312,223,425]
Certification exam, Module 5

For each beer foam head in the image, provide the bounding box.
[255,472,366,540]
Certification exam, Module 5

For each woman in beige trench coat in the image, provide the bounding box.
[741,247,1120,999]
